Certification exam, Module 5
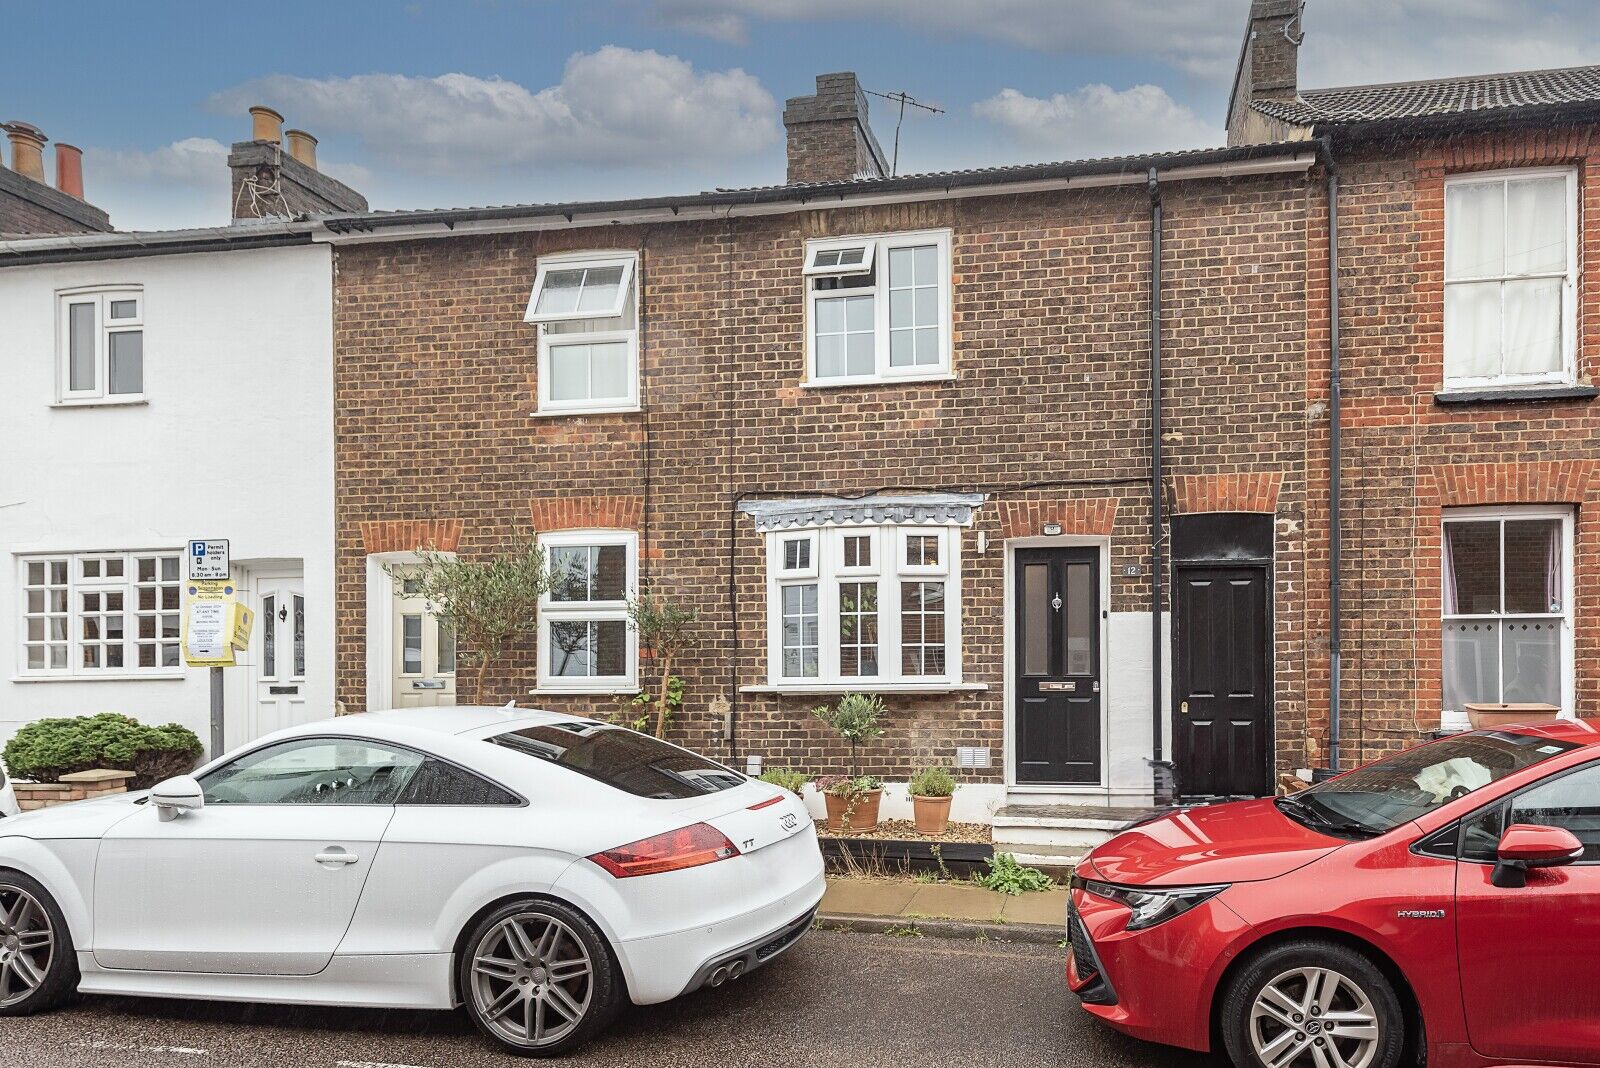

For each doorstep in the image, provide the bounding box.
[819,876,1069,943]
[990,803,1163,865]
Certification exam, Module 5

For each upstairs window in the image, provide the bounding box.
[58,287,143,402]
[805,230,951,386]
[1444,169,1576,389]
[525,252,639,414]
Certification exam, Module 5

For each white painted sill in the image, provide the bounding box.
[11,671,185,683]
[740,682,987,696]
[529,685,642,697]
[50,397,148,409]
[800,373,957,391]
[529,405,642,419]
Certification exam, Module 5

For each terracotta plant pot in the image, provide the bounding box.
[822,790,851,832]
[911,794,952,835]
[1465,702,1561,730]
[823,788,883,831]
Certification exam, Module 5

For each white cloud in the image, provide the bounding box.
[209,46,779,176]
[80,138,231,231]
[973,85,1221,158]
[87,137,229,187]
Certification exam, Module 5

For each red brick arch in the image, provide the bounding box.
[1171,472,1283,514]
[1422,460,1598,507]
[359,519,464,554]
[529,494,643,533]
[997,498,1118,540]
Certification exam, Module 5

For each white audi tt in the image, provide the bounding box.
[0,706,825,1056]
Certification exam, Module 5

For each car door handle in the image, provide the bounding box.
[314,848,360,867]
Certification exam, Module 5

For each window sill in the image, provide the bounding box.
[11,671,185,683]
[801,373,957,391]
[529,405,642,419]
[740,681,987,696]
[529,685,642,696]
[1434,385,1598,405]
[50,396,148,409]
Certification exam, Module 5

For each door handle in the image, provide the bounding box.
[314,848,360,867]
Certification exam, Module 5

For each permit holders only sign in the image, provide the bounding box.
[188,539,230,581]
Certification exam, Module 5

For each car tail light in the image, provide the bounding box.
[747,794,784,811]
[588,822,741,878]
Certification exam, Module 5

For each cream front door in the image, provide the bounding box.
[393,575,457,707]
[249,573,310,741]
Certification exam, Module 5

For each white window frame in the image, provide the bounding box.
[527,251,640,416]
[535,529,638,693]
[56,285,144,404]
[804,229,953,387]
[16,549,183,680]
[803,242,875,278]
[764,521,963,689]
[1440,505,1575,718]
[775,531,818,579]
[1443,167,1578,391]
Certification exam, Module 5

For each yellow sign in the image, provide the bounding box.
[183,579,255,667]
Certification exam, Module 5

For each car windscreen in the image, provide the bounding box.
[489,721,746,799]
[1284,731,1578,837]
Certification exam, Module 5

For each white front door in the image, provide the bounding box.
[393,574,457,708]
[250,572,310,741]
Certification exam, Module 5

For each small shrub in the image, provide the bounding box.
[974,852,1054,896]
[908,765,956,798]
[812,693,885,778]
[813,773,882,797]
[3,713,203,790]
[759,767,810,795]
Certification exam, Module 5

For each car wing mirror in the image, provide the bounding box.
[150,775,205,822]
[1491,823,1584,888]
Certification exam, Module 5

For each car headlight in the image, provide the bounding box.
[1080,879,1228,931]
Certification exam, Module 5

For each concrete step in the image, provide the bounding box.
[991,803,1165,853]
[997,843,1087,875]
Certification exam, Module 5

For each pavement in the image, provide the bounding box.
[819,875,1070,941]
[3,929,1216,1068]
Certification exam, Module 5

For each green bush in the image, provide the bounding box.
[908,766,956,798]
[758,767,810,795]
[3,713,203,790]
[974,852,1054,895]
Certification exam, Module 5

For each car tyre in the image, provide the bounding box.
[1221,939,1404,1068]
[0,870,78,1017]
[458,898,622,1058]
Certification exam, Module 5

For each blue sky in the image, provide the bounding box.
[7,1,1598,229]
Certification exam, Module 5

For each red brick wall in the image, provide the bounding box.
[1332,125,1600,758]
[332,175,1316,783]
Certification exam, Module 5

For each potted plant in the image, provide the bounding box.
[813,693,886,831]
[814,774,884,832]
[1464,702,1561,730]
[758,767,810,798]
[909,765,956,835]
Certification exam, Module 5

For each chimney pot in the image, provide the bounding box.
[249,105,285,144]
[3,121,48,183]
[284,128,318,170]
[54,143,84,199]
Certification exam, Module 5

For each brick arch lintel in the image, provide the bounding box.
[1171,473,1283,515]
[359,519,465,555]
[997,498,1118,540]
[529,494,644,533]
[1421,460,1598,507]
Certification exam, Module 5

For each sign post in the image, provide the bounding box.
[183,541,252,759]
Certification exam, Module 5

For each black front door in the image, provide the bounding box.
[1014,547,1101,784]
[1174,566,1270,799]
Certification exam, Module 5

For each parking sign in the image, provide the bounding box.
[187,539,230,581]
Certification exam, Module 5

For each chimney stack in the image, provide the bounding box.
[249,105,285,144]
[285,129,318,170]
[54,143,83,199]
[782,72,888,185]
[1226,0,1305,144]
[3,121,48,184]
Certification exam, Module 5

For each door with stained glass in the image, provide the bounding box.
[247,572,315,742]
[391,570,457,708]
[1014,547,1102,784]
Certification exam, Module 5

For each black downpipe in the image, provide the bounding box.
[1148,168,1165,773]
[1325,145,1344,772]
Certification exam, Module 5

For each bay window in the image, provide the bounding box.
[525,252,639,414]
[764,523,962,689]
[1443,169,1577,389]
[1442,508,1572,716]
[19,550,181,676]
[805,230,952,385]
[536,530,637,692]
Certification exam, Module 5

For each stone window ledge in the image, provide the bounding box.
[740,682,988,696]
[1434,385,1598,405]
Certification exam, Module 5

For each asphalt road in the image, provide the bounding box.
[3,930,1221,1068]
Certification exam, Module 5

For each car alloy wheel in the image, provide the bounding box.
[469,911,595,1049]
[0,886,55,1009]
[1248,966,1381,1068]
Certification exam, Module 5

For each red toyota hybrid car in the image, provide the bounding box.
[1067,720,1600,1068]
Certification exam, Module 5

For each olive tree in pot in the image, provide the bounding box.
[908,765,957,835]
[812,693,885,832]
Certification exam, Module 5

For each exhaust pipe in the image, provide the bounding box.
[707,965,729,987]
[728,960,747,979]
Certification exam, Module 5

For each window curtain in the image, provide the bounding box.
[1442,524,1460,615]
[1546,520,1563,612]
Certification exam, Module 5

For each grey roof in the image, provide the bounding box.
[0,219,316,267]
[1255,65,1600,128]
[739,493,987,532]
[317,140,1318,233]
